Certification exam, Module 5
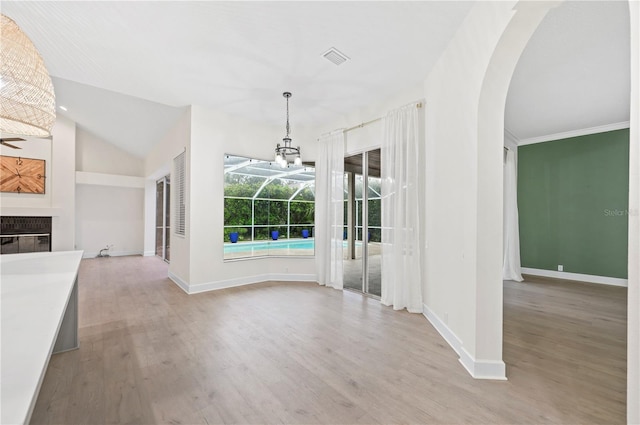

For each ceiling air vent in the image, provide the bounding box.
[322,47,350,66]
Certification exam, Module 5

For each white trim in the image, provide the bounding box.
[75,171,145,188]
[143,250,155,257]
[268,273,318,283]
[188,274,270,294]
[422,303,462,355]
[168,271,190,294]
[0,207,62,217]
[177,273,318,295]
[522,267,628,287]
[422,304,507,380]
[458,347,475,375]
[458,348,507,380]
[504,127,520,147]
[224,254,314,262]
[344,144,382,157]
[82,250,143,259]
[518,121,630,146]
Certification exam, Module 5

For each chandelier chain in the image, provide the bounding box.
[285,95,290,138]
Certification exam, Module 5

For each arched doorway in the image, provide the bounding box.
[479,1,638,422]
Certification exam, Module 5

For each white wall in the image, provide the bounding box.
[316,83,424,156]
[74,127,144,257]
[144,107,191,282]
[75,185,144,257]
[422,1,556,379]
[627,1,639,422]
[423,2,516,379]
[51,116,77,251]
[476,1,556,376]
[144,107,192,178]
[76,127,144,176]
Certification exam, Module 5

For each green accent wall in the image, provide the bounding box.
[518,129,629,279]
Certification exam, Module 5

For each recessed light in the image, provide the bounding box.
[59,106,68,111]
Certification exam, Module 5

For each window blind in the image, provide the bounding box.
[173,151,186,236]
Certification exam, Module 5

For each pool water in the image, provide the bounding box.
[224,238,315,254]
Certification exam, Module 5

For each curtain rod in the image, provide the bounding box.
[344,102,423,133]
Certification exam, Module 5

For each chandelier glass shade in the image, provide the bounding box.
[0,14,56,137]
[274,92,302,168]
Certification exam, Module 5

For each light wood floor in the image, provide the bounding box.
[31,257,627,424]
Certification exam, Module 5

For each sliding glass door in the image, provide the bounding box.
[343,149,381,296]
[344,155,363,292]
[156,175,170,262]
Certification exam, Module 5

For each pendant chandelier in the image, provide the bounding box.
[274,92,302,168]
[0,14,56,137]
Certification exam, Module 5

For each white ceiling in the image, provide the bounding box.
[2,1,473,158]
[506,1,630,141]
[1,1,631,157]
[51,77,186,158]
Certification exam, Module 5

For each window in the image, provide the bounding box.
[223,154,315,259]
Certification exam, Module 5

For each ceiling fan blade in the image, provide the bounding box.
[0,138,25,142]
[0,141,22,149]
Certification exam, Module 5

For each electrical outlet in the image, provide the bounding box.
[558,265,564,272]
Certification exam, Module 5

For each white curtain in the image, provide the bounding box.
[381,104,423,313]
[503,149,524,282]
[315,131,345,290]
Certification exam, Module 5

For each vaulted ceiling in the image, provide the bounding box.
[2,1,631,158]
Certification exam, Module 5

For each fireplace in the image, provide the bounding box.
[0,216,52,254]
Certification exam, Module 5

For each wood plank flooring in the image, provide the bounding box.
[30,257,626,424]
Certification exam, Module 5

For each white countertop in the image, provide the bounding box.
[1,251,83,425]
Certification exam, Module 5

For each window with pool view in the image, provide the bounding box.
[224,154,315,259]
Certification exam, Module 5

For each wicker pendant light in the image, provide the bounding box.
[0,14,56,137]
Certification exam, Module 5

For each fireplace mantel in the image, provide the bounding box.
[0,207,62,217]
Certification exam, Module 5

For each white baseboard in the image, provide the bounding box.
[521,267,628,287]
[423,303,507,380]
[180,273,317,295]
[168,271,190,294]
[422,303,462,355]
[82,250,143,259]
[458,348,507,380]
[188,274,270,294]
[143,250,155,257]
[268,273,318,283]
